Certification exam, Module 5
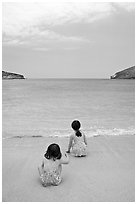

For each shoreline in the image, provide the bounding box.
[2,135,135,202]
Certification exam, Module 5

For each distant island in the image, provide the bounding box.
[2,71,25,79]
[110,66,135,79]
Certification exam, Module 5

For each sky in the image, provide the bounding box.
[2,1,135,78]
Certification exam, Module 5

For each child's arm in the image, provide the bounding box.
[66,135,73,153]
[41,160,44,168]
[38,160,44,176]
[83,133,87,145]
[60,152,69,164]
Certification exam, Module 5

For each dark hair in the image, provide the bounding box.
[71,120,82,137]
[44,143,62,160]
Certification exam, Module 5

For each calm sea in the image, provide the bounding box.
[2,79,135,139]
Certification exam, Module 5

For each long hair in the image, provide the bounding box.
[44,143,62,160]
[71,120,82,137]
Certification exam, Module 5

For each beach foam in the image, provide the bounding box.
[2,126,135,140]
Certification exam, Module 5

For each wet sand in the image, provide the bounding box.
[2,135,135,202]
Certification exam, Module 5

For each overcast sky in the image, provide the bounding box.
[2,2,135,78]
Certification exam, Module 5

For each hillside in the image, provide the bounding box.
[110,66,135,79]
[2,71,25,79]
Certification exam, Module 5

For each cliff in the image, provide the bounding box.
[2,71,25,79]
[110,66,135,79]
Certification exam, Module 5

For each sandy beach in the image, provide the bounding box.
[2,135,135,202]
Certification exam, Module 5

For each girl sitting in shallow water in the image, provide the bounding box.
[66,120,87,157]
[38,143,69,186]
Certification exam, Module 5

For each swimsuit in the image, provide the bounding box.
[72,133,87,157]
[39,160,62,186]
[40,169,61,186]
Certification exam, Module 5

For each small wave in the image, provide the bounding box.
[2,127,135,140]
[32,135,43,138]
[13,136,23,139]
[3,135,44,140]
[86,127,135,137]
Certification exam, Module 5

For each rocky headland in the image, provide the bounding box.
[2,71,25,79]
[110,66,135,79]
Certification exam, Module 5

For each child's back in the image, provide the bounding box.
[67,120,87,157]
[71,131,87,157]
[38,143,69,186]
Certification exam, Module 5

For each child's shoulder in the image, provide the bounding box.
[80,130,85,135]
[42,156,47,162]
[70,133,75,139]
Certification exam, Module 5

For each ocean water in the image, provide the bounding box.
[2,79,135,139]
